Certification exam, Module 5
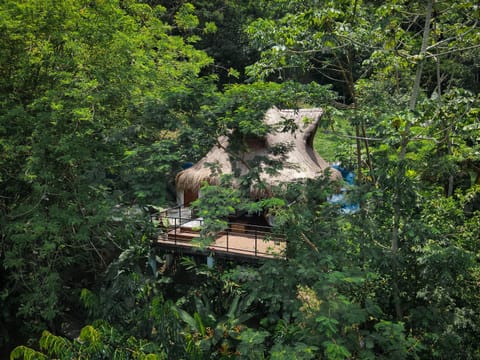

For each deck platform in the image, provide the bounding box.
[154,207,286,260]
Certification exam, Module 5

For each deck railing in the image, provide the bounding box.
[156,206,286,259]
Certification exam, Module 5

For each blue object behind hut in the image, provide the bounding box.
[181,162,194,170]
[329,164,359,213]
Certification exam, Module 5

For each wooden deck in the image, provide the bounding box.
[154,207,286,260]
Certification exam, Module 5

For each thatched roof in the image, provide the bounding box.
[176,107,341,198]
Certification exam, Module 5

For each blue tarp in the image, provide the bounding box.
[181,162,194,169]
[329,164,360,214]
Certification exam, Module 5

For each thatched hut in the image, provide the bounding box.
[176,107,341,206]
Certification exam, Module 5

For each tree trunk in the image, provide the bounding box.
[392,0,434,320]
[361,123,375,183]
[355,124,362,182]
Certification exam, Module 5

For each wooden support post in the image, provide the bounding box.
[174,218,177,245]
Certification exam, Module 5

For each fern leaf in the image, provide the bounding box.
[10,345,47,360]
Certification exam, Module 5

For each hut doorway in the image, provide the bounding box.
[183,189,198,207]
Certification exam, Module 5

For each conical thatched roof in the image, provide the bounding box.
[176,107,341,198]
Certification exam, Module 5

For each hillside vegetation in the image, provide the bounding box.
[1,1,480,359]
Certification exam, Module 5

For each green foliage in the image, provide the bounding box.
[0,0,214,348]
[158,0,262,83]
[40,329,73,358]
[12,324,167,359]
[217,176,420,359]
[175,3,200,31]
[3,0,480,359]
[173,261,256,357]
[10,346,47,360]
[369,321,420,360]
[192,180,242,246]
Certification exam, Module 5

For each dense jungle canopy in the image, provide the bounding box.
[1,0,480,359]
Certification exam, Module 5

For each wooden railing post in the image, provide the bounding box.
[226,230,229,253]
